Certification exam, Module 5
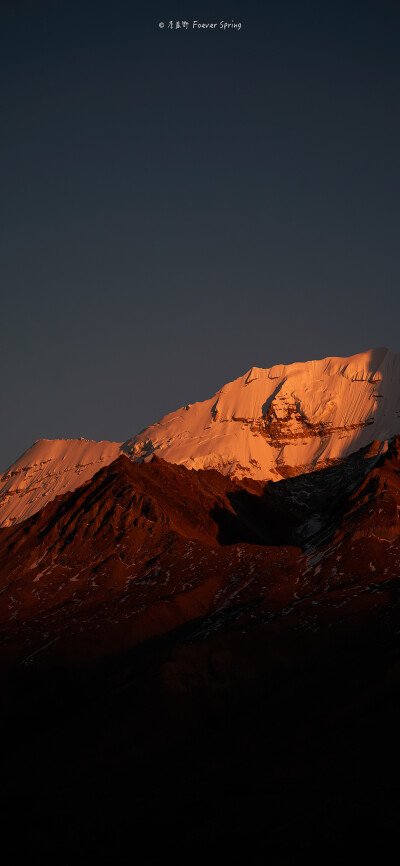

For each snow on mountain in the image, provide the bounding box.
[1,347,400,528]
[124,348,400,479]
[0,438,121,528]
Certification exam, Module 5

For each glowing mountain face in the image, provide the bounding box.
[0,438,122,528]
[1,348,400,528]
[124,347,400,478]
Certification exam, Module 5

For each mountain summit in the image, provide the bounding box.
[2,357,400,852]
[1,348,400,527]
[125,347,400,479]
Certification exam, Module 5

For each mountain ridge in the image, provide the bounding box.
[1,347,400,528]
[2,417,400,851]
[1,434,399,672]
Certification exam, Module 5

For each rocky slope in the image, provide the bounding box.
[1,347,400,528]
[2,438,400,857]
[1,436,399,671]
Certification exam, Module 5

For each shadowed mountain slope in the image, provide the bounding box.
[1,438,399,671]
[2,440,400,857]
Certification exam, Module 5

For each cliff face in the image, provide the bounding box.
[1,347,400,527]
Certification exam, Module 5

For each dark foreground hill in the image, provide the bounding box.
[1,440,400,860]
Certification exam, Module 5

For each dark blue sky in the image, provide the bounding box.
[1,0,400,470]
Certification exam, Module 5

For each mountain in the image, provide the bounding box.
[126,347,400,478]
[0,435,397,672]
[1,435,400,837]
[0,437,121,528]
[1,416,400,855]
[2,347,400,529]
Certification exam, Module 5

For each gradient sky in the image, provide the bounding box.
[1,0,400,470]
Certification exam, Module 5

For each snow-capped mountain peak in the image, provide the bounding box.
[123,347,400,479]
[1,348,400,527]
